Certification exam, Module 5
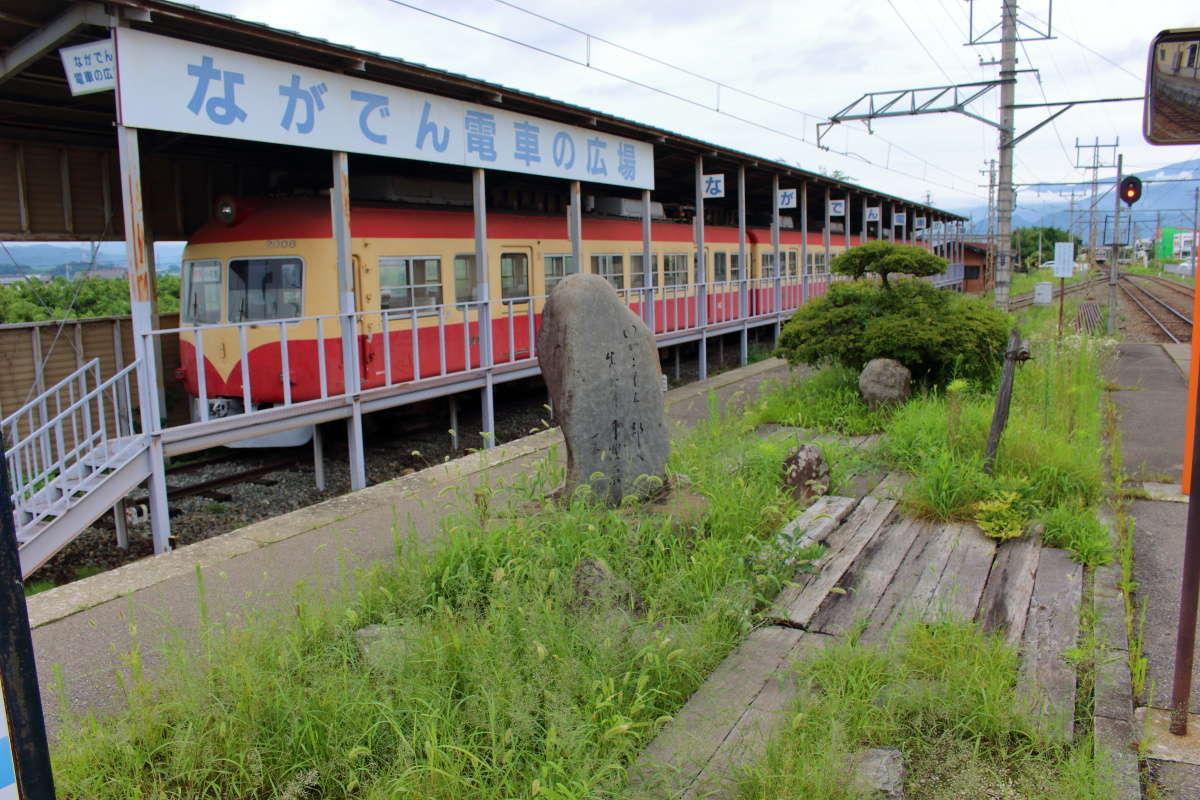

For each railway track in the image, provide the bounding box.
[1118,274,1193,343]
[1009,276,1105,310]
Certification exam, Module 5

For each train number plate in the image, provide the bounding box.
[266,239,297,249]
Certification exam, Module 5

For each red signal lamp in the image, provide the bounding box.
[1119,175,1143,206]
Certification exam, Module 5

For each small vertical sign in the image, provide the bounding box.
[777,188,797,209]
[828,199,846,217]
[701,174,725,198]
[893,211,907,227]
[866,206,881,222]
[1,691,15,800]
[914,216,927,230]
[58,38,115,96]
[1053,241,1075,278]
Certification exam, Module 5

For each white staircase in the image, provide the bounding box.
[4,359,151,578]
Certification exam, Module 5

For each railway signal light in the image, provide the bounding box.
[1120,175,1143,206]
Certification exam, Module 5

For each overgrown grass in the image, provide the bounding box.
[735,619,1115,799]
[1005,266,1090,298]
[886,327,1112,566]
[51,402,817,800]
[746,365,893,436]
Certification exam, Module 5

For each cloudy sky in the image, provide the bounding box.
[184,0,1197,210]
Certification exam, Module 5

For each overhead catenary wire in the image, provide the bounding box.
[377,0,984,197]
[885,0,956,83]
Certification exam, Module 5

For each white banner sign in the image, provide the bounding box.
[1054,241,1075,278]
[777,188,797,209]
[828,199,846,217]
[59,38,115,96]
[114,29,654,189]
[914,216,927,230]
[1,689,15,800]
[893,212,907,227]
[701,174,725,198]
[866,206,881,222]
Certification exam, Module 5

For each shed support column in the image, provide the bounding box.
[475,168,495,448]
[823,186,832,275]
[116,125,170,555]
[737,166,748,365]
[332,151,366,490]
[772,174,782,339]
[861,196,868,245]
[801,181,811,303]
[569,180,583,275]
[641,188,654,333]
[312,423,325,491]
[694,156,707,380]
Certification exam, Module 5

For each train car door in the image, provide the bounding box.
[354,254,384,386]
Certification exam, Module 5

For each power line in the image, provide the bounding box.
[376,0,984,196]
[885,0,955,83]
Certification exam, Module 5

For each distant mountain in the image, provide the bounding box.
[1,241,186,272]
[950,157,1200,240]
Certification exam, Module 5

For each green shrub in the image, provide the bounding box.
[776,279,1008,386]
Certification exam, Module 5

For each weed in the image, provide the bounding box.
[746,366,892,435]
[735,618,1114,799]
[975,490,1028,541]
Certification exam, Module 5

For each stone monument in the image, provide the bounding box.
[537,273,669,505]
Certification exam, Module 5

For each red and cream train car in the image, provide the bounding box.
[177,197,860,416]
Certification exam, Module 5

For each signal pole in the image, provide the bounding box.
[1109,153,1122,335]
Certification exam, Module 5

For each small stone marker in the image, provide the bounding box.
[859,358,911,410]
[849,746,907,799]
[782,444,830,504]
[538,273,669,505]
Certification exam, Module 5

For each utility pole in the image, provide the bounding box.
[994,0,1017,309]
[1109,153,1122,336]
[1076,137,1119,273]
[1068,191,1076,244]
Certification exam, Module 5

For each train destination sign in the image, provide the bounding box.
[113,29,655,190]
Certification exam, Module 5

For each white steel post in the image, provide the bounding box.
[772,173,782,339]
[332,151,366,490]
[312,423,325,491]
[694,156,707,380]
[801,182,809,303]
[475,168,495,448]
[569,180,583,275]
[737,166,748,364]
[116,125,170,554]
[823,186,832,274]
[641,188,654,333]
[1109,154,1122,335]
[861,195,868,245]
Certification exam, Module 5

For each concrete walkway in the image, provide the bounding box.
[1111,342,1200,798]
[28,357,796,734]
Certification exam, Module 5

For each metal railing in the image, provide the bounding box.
[150,277,849,433]
[4,358,139,533]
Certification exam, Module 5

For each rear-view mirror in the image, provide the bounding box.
[1145,28,1200,145]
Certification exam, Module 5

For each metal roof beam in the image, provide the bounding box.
[0,2,113,88]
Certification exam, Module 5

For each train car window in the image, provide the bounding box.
[713,252,728,283]
[788,251,799,276]
[379,256,442,310]
[227,257,303,322]
[761,252,776,278]
[544,254,576,293]
[731,253,743,281]
[182,259,222,324]
[663,253,689,286]
[500,252,530,299]
[592,254,625,290]
[454,254,478,303]
[631,253,658,288]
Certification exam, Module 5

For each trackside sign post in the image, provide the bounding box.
[112,28,654,190]
[0,440,55,800]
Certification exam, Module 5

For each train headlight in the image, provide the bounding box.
[215,196,237,225]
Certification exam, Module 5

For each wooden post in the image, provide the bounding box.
[984,328,1028,474]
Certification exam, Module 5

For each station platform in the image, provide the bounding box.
[1111,342,1200,798]
[26,357,798,734]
